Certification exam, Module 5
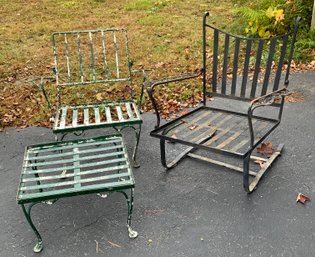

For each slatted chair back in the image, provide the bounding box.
[52,28,133,104]
[202,13,300,103]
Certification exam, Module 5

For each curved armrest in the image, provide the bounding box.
[247,87,290,146]
[32,77,55,121]
[144,71,202,128]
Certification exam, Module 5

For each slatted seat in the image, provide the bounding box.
[36,28,147,167]
[17,134,138,253]
[54,101,141,133]
[146,12,301,193]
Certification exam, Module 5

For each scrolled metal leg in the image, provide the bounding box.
[118,190,138,239]
[21,203,43,253]
[132,125,142,168]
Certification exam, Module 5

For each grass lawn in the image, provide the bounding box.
[0,0,313,129]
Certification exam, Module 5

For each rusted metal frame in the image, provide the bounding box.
[284,17,301,86]
[261,38,277,96]
[187,153,257,176]
[243,143,283,193]
[145,72,202,128]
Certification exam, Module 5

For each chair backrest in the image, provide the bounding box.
[202,12,300,102]
[52,28,133,99]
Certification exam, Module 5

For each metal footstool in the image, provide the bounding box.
[17,134,137,253]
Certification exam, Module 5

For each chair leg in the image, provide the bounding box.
[160,139,194,169]
[118,190,138,239]
[21,203,43,253]
[131,124,142,168]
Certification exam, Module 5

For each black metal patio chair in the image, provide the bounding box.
[145,12,301,193]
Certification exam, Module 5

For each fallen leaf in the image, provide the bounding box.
[96,93,103,101]
[254,160,266,168]
[296,193,310,204]
[257,142,274,156]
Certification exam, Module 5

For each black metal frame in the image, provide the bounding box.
[145,12,301,193]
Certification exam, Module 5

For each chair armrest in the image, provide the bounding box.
[32,77,56,122]
[131,69,152,112]
[247,87,290,146]
[144,71,202,128]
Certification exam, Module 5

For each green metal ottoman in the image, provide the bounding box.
[16,134,137,253]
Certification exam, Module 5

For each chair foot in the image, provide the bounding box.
[132,160,140,168]
[33,241,43,253]
[128,226,138,239]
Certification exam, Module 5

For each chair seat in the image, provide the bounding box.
[150,106,278,155]
[53,101,142,133]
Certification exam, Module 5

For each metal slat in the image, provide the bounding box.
[64,34,71,82]
[105,107,112,123]
[59,107,67,129]
[212,29,219,93]
[72,109,78,128]
[101,30,110,79]
[240,39,252,97]
[25,150,125,168]
[21,172,130,191]
[250,40,264,98]
[19,179,133,200]
[113,31,120,78]
[23,157,127,175]
[116,106,124,121]
[84,108,89,125]
[77,33,84,82]
[261,38,277,96]
[125,102,134,119]
[231,38,240,96]
[221,34,230,95]
[28,137,122,154]
[89,32,96,81]
[26,144,123,161]
[131,102,141,120]
[273,35,289,91]
[22,164,129,183]
[94,108,101,124]
[73,147,81,188]
[204,116,245,146]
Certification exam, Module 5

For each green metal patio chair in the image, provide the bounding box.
[34,28,147,167]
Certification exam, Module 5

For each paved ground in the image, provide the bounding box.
[0,72,314,257]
